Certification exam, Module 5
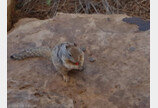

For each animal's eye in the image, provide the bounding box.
[69,54,72,57]
[74,43,77,46]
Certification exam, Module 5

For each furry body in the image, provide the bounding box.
[11,42,84,82]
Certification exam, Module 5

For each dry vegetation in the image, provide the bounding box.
[13,0,150,24]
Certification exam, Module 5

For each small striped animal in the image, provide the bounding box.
[10,42,84,82]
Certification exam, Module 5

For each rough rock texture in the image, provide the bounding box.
[7,0,15,31]
[8,13,150,108]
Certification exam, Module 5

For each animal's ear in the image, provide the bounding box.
[65,42,77,49]
[65,43,71,49]
[74,42,77,46]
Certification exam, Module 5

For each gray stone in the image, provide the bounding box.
[89,57,96,62]
[81,47,86,52]
[129,47,136,52]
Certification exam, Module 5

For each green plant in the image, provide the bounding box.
[46,0,51,5]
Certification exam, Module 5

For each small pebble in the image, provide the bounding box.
[129,47,136,52]
[81,47,86,52]
[89,57,96,62]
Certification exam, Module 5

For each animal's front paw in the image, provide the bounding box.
[79,66,84,71]
[63,75,70,83]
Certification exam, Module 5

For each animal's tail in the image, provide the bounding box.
[10,47,52,60]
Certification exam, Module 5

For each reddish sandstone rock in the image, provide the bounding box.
[8,13,150,108]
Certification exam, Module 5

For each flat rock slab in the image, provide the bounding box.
[8,13,150,108]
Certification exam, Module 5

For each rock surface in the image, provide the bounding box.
[8,13,150,108]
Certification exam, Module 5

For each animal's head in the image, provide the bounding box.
[62,42,84,70]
